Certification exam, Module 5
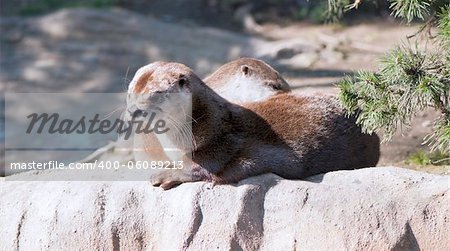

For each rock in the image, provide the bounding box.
[78,140,133,164]
[279,52,320,68]
[1,167,449,250]
[233,4,263,34]
[275,48,296,59]
[0,18,24,43]
[320,49,345,64]
[260,38,322,60]
[422,120,432,128]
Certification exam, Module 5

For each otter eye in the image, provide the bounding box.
[269,83,282,90]
[178,78,186,88]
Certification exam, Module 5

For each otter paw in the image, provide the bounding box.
[160,180,183,190]
[150,170,186,190]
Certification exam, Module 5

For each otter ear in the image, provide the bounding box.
[241,65,251,76]
[271,84,282,91]
[129,64,158,93]
[266,82,282,91]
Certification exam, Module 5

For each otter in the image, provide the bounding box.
[79,58,289,164]
[126,62,380,190]
[204,58,291,103]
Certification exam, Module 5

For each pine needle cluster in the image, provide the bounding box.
[331,1,450,154]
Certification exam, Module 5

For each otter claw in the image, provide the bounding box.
[160,180,182,190]
[151,181,162,187]
[150,179,182,190]
[150,172,183,190]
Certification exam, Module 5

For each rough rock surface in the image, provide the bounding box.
[1,167,449,250]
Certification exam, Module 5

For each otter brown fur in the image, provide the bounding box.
[80,58,289,164]
[127,62,380,189]
[204,58,291,103]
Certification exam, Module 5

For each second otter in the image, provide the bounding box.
[127,62,380,189]
[204,58,291,103]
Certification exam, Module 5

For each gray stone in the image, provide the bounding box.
[1,167,448,250]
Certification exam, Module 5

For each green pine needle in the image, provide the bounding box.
[389,0,432,23]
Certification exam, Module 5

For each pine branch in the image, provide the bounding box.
[337,44,449,153]
[332,0,450,154]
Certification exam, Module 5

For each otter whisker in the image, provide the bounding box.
[166,117,192,150]
[102,105,126,120]
[180,105,198,124]
[165,115,196,152]
[122,67,131,91]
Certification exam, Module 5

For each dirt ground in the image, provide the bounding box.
[0,7,448,174]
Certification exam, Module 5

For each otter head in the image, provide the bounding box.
[125,62,202,151]
[237,58,291,93]
[126,61,199,120]
[205,57,291,103]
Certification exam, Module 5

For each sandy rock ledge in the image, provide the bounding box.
[1,167,449,250]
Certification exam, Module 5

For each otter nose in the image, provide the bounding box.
[128,105,143,118]
[133,109,144,118]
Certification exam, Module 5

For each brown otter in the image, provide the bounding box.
[127,62,380,190]
[80,58,289,164]
[204,58,291,103]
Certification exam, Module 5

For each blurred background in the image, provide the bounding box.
[0,0,446,172]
